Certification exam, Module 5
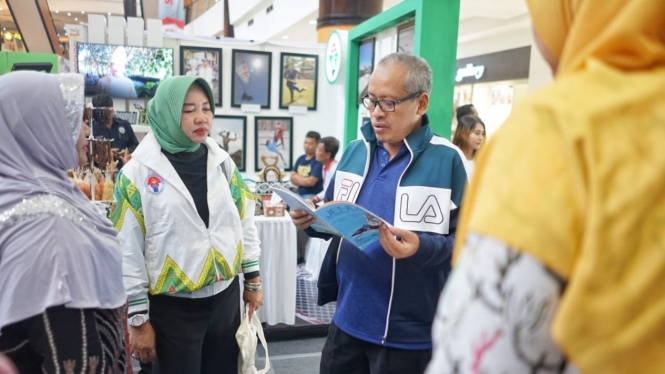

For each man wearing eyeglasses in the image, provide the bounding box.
[290,53,467,374]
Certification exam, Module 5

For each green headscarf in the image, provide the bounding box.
[147,76,216,153]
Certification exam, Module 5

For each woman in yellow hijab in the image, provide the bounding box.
[427,0,665,373]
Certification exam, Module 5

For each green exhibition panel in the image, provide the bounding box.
[0,51,59,75]
[343,0,460,144]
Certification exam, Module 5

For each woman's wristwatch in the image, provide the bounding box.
[129,313,149,327]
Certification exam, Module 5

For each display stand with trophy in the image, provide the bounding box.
[255,164,290,217]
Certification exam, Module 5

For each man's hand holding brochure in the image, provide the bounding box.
[273,185,391,251]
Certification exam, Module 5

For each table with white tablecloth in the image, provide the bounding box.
[305,237,331,282]
[252,216,297,325]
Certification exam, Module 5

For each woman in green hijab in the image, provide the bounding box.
[110,76,263,373]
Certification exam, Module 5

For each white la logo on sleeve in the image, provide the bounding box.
[395,186,453,235]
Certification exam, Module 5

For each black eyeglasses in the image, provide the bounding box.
[362,92,422,112]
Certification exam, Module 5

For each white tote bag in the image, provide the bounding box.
[236,304,271,374]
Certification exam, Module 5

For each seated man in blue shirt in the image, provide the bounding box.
[290,53,467,374]
[91,94,140,168]
[291,131,323,263]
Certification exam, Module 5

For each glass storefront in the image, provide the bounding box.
[453,79,529,138]
[452,46,531,138]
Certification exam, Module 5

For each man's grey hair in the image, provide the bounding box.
[377,53,432,95]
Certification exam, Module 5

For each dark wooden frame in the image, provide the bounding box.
[212,115,247,171]
[180,45,223,107]
[231,49,273,109]
[254,116,294,172]
[278,52,319,110]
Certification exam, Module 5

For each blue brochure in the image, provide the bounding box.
[272,185,388,250]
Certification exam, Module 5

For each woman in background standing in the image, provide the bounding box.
[452,115,485,180]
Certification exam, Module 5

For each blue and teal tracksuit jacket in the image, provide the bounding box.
[307,114,468,349]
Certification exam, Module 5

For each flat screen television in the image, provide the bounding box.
[74,42,174,99]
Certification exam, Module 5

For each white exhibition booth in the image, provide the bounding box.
[68,14,349,327]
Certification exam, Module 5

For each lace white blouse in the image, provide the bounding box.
[426,233,580,374]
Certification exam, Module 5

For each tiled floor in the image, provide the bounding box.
[295,264,336,325]
[131,338,326,374]
[131,264,332,373]
[256,337,326,374]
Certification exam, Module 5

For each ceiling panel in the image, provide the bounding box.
[460,0,528,20]
[0,0,17,33]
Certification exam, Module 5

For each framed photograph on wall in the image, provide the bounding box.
[396,20,415,54]
[254,117,293,171]
[279,52,319,110]
[358,38,375,103]
[232,50,272,109]
[180,46,222,106]
[211,115,247,171]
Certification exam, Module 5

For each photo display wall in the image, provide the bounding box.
[122,43,331,177]
[211,115,247,171]
[397,20,415,54]
[172,46,325,114]
[180,46,223,106]
[357,38,375,103]
[279,53,319,110]
[232,50,273,109]
[255,117,293,171]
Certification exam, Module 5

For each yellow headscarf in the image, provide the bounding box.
[454,0,665,373]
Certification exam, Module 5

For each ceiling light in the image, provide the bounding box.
[108,12,112,16]
[74,17,78,21]
[57,34,60,37]
[309,20,317,25]
[2,28,5,31]
[55,10,59,14]
[81,11,85,14]
[64,32,68,36]
[0,7,3,11]
[282,35,289,39]
[67,12,71,16]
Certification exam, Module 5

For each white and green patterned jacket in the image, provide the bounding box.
[110,132,259,315]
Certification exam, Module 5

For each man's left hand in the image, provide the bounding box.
[379,223,420,259]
